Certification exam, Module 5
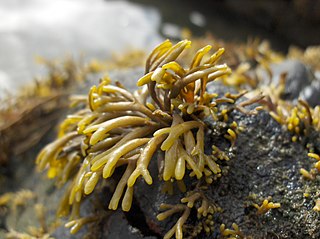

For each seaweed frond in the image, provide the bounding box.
[219,223,245,239]
[35,39,261,237]
[157,204,190,239]
[253,198,281,215]
[266,82,320,142]
[157,188,222,239]
[5,229,54,239]
[0,57,106,165]
[313,199,320,212]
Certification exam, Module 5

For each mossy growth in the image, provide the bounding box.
[36,39,263,238]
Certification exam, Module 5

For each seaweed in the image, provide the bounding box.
[0,57,105,166]
[35,39,264,238]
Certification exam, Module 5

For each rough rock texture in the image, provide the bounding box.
[131,103,320,238]
[213,110,320,238]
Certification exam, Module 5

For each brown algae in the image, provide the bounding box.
[35,39,264,238]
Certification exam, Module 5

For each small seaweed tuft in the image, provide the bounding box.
[253,198,281,215]
[219,223,245,239]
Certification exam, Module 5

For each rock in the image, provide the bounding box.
[258,59,320,106]
[1,69,320,239]
[102,211,157,239]
[213,110,320,238]
[271,60,313,100]
[300,76,320,107]
[130,90,320,238]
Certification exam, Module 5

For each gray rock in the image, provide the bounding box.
[257,59,320,106]
[102,211,157,239]
[300,75,320,107]
[271,60,313,100]
[131,90,320,238]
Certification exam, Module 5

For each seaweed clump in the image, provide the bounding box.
[0,57,105,166]
[36,39,262,238]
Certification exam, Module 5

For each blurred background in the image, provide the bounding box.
[0,0,319,95]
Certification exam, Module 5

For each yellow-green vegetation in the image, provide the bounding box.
[156,188,223,238]
[0,190,56,239]
[0,189,35,211]
[313,199,320,212]
[0,57,107,166]
[308,152,320,172]
[35,39,264,238]
[300,152,320,180]
[269,98,320,142]
[5,229,54,239]
[253,198,281,215]
[219,223,245,239]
